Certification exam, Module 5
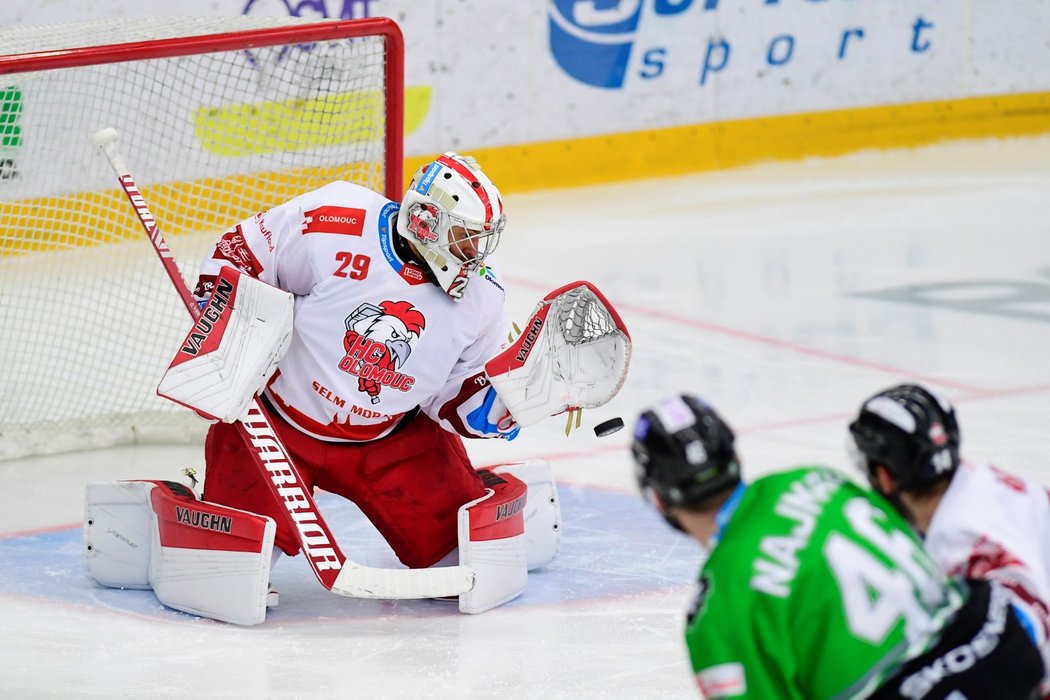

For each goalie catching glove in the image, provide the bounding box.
[158,266,294,423]
[485,281,631,427]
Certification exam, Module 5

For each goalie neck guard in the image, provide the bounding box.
[396,152,505,302]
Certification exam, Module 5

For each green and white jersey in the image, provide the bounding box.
[686,467,965,699]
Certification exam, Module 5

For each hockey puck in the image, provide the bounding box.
[593,417,625,438]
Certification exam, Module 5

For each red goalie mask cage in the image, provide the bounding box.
[0,17,404,459]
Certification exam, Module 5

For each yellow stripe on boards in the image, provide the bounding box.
[1,83,436,256]
[5,91,1050,257]
[193,85,433,157]
[407,91,1050,193]
[0,166,370,256]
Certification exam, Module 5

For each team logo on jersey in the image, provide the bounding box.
[196,224,263,297]
[338,300,426,404]
[212,224,264,277]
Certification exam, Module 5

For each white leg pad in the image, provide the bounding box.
[493,460,561,571]
[457,471,528,614]
[84,480,275,626]
[84,481,154,589]
[148,482,275,625]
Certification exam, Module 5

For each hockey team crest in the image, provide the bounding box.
[194,225,263,298]
[338,300,425,404]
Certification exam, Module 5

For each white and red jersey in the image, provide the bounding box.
[924,461,1050,687]
[195,180,516,443]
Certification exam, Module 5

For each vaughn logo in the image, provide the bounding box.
[339,300,426,403]
[515,315,545,363]
[496,494,527,521]
[180,276,234,357]
[175,506,233,533]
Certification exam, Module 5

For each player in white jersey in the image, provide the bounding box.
[192,152,541,570]
[849,383,1050,693]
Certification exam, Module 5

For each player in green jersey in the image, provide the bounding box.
[630,393,1042,699]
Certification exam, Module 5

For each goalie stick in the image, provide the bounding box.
[92,127,475,601]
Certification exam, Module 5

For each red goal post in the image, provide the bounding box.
[0,17,405,459]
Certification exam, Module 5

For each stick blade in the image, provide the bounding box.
[331,563,476,599]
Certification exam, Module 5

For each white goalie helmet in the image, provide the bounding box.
[396,152,506,301]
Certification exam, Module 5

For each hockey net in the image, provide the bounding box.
[0,17,404,460]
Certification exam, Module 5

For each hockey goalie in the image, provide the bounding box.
[85,149,631,624]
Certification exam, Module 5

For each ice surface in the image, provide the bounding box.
[3,137,1050,698]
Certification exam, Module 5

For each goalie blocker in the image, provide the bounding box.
[158,265,294,424]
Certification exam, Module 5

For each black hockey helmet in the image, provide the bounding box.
[631,394,741,521]
[848,383,960,491]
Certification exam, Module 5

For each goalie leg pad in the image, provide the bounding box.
[492,460,561,571]
[84,481,155,589]
[148,481,275,626]
[457,470,528,614]
[84,480,275,626]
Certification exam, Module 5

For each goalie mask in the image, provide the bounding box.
[848,383,960,492]
[396,152,506,302]
[631,395,741,528]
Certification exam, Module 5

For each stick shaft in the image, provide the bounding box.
[94,128,347,590]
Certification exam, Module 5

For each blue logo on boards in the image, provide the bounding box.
[548,1,937,90]
[548,0,644,89]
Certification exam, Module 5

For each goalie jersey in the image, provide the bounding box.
[194,181,516,442]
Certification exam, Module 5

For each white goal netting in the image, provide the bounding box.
[0,17,401,459]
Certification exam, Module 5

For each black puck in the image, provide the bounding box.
[593,417,625,437]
